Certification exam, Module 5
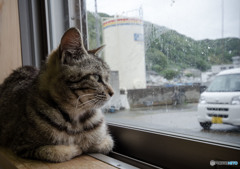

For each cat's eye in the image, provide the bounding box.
[93,74,101,82]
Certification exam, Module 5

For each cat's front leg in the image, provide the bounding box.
[89,134,114,154]
[33,145,82,162]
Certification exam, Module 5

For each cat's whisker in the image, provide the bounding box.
[96,94,106,97]
[91,100,99,110]
[74,96,94,114]
[75,94,95,108]
[75,98,99,111]
[74,93,108,112]
[86,97,105,110]
[76,93,95,99]
[91,99,100,109]
[92,98,105,109]
[74,98,96,114]
[94,94,107,100]
[79,99,97,108]
[94,96,104,101]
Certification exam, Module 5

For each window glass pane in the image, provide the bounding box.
[86,0,240,146]
[207,74,240,92]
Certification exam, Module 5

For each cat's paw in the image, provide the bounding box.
[93,135,114,154]
[35,145,82,162]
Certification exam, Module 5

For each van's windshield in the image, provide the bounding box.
[207,74,240,92]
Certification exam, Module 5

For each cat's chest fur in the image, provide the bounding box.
[36,107,105,144]
[25,94,106,147]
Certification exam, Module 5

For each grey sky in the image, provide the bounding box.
[87,0,240,40]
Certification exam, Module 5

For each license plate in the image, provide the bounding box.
[212,117,223,124]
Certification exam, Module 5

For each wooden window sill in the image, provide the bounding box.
[0,147,117,169]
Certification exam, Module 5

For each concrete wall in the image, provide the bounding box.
[103,71,121,109]
[127,86,200,108]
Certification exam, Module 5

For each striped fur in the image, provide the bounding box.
[0,28,114,162]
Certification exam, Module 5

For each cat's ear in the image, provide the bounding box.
[88,45,105,56]
[60,27,87,64]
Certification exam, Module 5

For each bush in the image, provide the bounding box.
[185,73,193,77]
[163,69,179,80]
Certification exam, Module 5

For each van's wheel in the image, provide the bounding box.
[200,122,212,130]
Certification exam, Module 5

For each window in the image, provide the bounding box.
[86,0,240,168]
[18,0,240,168]
[87,0,240,144]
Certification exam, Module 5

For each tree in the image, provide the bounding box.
[195,58,210,71]
[146,48,168,73]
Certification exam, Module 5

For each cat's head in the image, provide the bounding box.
[41,27,114,112]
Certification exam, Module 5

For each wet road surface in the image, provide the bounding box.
[105,104,240,146]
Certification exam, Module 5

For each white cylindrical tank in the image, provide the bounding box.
[102,17,146,89]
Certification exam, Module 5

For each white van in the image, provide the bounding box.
[197,68,240,129]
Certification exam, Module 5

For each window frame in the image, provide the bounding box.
[18,0,48,67]
[108,122,240,169]
[18,1,240,168]
[44,0,88,52]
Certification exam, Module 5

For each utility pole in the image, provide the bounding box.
[239,3,240,38]
[95,0,100,47]
[221,0,224,39]
[221,0,225,59]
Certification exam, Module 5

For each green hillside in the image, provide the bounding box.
[87,12,240,75]
[144,22,240,73]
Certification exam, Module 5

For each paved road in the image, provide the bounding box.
[105,104,240,146]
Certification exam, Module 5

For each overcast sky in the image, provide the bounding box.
[87,0,240,40]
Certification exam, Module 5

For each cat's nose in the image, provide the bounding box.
[108,90,114,97]
[106,85,114,97]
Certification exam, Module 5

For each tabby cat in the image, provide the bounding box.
[0,27,114,162]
